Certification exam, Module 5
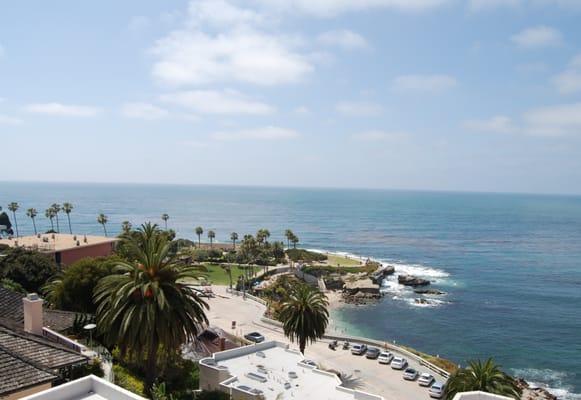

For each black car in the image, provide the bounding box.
[365,347,381,359]
[244,332,265,343]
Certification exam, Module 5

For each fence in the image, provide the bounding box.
[43,327,86,353]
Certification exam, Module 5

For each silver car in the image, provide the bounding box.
[351,343,368,355]
[377,351,394,364]
[418,373,435,387]
[403,367,418,381]
[391,356,408,370]
[429,382,445,399]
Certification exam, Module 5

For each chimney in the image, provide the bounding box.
[23,293,44,335]
[220,337,226,351]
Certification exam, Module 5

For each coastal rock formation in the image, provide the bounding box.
[342,279,382,305]
[398,275,430,287]
[414,289,446,295]
[370,265,395,284]
[516,379,558,400]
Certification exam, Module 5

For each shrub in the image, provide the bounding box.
[196,391,230,400]
[0,247,58,292]
[68,360,105,380]
[113,364,145,396]
[286,249,327,263]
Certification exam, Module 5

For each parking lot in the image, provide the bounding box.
[205,287,447,400]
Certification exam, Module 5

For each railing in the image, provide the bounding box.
[225,288,268,306]
[42,327,87,353]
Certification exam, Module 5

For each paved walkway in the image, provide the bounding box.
[205,286,444,400]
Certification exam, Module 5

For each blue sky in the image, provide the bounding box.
[1,0,581,194]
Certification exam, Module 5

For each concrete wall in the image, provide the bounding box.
[59,242,115,266]
[2,383,52,400]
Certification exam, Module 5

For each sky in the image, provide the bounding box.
[1,0,581,194]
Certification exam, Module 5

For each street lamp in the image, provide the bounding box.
[83,323,97,348]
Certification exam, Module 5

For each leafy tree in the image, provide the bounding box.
[0,247,58,292]
[94,223,209,393]
[279,284,329,354]
[271,241,285,263]
[26,208,38,235]
[207,230,215,249]
[7,202,19,237]
[256,229,270,246]
[51,203,61,233]
[161,213,169,230]
[230,232,239,250]
[43,256,118,313]
[45,208,56,232]
[195,226,203,247]
[444,358,521,400]
[62,202,74,234]
[121,221,132,234]
[97,213,108,236]
[1,278,26,293]
[239,235,259,264]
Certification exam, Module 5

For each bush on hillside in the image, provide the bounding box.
[0,247,58,293]
[196,391,230,400]
[286,248,327,263]
[113,364,145,396]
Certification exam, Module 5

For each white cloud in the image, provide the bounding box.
[0,114,23,125]
[336,101,382,117]
[552,54,581,94]
[393,74,457,92]
[254,0,453,17]
[121,102,169,119]
[463,116,518,134]
[160,90,275,115]
[211,126,299,141]
[352,130,408,141]
[150,1,312,86]
[127,16,150,32]
[317,30,369,50]
[465,103,581,137]
[24,103,100,117]
[511,26,563,48]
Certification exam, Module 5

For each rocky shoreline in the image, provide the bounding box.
[516,379,558,400]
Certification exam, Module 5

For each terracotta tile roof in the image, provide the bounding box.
[0,327,88,370]
[0,347,56,396]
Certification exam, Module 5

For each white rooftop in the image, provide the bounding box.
[0,233,117,253]
[20,375,146,400]
[201,341,383,400]
[453,391,514,400]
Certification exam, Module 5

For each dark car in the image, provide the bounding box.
[365,347,381,359]
[244,331,265,343]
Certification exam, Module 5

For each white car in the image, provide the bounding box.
[351,343,368,355]
[377,351,394,364]
[429,382,445,399]
[390,357,408,370]
[403,367,418,381]
[418,373,435,387]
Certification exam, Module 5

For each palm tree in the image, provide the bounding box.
[26,208,38,235]
[94,223,209,392]
[284,229,294,249]
[444,358,521,400]
[121,221,132,234]
[7,202,20,237]
[291,233,299,249]
[195,226,203,247]
[279,284,329,354]
[51,203,61,233]
[256,229,270,246]
[161,213,169,230]
[230,232,239,250]
[62,202,74,234]
[207,230,215,249]
[97,213,108,236]
[45,208,55,232]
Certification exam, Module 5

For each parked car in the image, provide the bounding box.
[366,347,381,359]
[403,368,418,381]
[301,359,317,367]
[351,343,368,355]
[244,332,265,343]
[328,340,338,350]
[390,357,408,370]
[429,382,445,399]
[377,351,394,364]
[342,341,350,350]
[418,373,435,387]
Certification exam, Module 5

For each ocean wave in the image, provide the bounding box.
[511,368,581,400]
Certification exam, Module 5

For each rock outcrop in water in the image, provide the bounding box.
[342,278,382,305]
[414,288,446,295]
[370,265,395,284]
[516,378,558,400]
[398,274,430,287]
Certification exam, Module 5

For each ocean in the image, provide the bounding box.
[2,182,581,398]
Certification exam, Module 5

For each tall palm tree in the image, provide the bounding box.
[230,232,239,251]
[51,203,61,233]
[291,233,299,249]
[62,202,74,234]
[195,226,203,247]
[207,230,215,249]
[94,223,209,392]
[161,213,169,230]
[45,208,55,232]
[7,202,20,237]
[279,284,329,354]
[256,229,270,246]
[97,213,108,236]
[26,208,38,235]
[121,220,132,234]
[444,358,521,400]
[284,229,294,249]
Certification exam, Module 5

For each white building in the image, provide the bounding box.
[20,375,146,400]
[199,340,384,400]
[453,392,514,400]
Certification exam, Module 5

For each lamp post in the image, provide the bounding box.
[83,323,97,348]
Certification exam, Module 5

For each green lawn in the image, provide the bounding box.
[324,253,363,267]
[199,264,263,285]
